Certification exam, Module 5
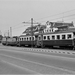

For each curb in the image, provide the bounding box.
[26,48,75,55]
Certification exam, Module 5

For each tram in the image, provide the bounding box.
[2,21,75,50]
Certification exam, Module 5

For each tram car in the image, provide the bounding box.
[0,35,3,43]
[2,21,75,50]
[1,37,7,45]
[2,36,19,46]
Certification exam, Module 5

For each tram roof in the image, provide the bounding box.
[49,21,74,28]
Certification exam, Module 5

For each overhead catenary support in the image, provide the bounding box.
[8,30,9,37]
[31,18,33,47]
[23,18,39,47]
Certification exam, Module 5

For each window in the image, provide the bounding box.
[20,38,21,41]
[24,38,26,41]
[52,35,55,40]
[67,34,72,39]
[33,37,34,40]
[57,35,60,40]
[52,29,53,32]
[22,38,23,41]
[62,35,66,39]
[39,37,41,40]
[50,30,51,32]
[30,37,31,41]
[44,36,46,40]
[47,36,50,40]
[73,32,75,36]
[27,37,28,41]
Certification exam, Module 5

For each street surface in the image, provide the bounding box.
[0,44,75,74]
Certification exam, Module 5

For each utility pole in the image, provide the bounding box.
[31,18,33,47]
[23,18,39,47]
[8,30,9,37]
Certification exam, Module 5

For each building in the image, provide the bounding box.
[43,21,74,33]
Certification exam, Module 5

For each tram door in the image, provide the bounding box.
[35,35,43,47]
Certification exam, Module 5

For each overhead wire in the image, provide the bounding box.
[38,13,75,24]
[5,9,75,36]
[10,9,75,30]
[35,8,75,21]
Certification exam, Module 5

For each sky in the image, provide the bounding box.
[0,0,75,36]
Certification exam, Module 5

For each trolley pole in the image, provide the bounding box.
[31,18,33,47]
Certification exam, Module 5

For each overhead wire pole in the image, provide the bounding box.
[8,30,9,37]
[23,18,40,48]
[31,18,33,47]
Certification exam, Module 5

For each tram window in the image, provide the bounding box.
[73,32,75,36]
[24,38,26,41]
[27,37,28,41]
[20,38,21,41]
[57,35,60,40]
[47,36,50,40]
[39,37,41,40]
[22,38,23,41]
[30,37,31,41]
[50,30,51,32]
[62,35,66,39]
[44,36,46,40]
[52,35,55,40]
[67,34,72,39]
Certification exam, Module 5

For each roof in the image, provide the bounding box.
[23,24,46,34]
[21,21,74,37]
[49,21,74,28]
[19,28,75,37]
[41,27,75,35]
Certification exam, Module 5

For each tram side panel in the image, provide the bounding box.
[43,40,73,47]
[2,37,7,45]
[19,41,35,47]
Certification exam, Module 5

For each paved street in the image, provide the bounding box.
[0,45,75,74]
